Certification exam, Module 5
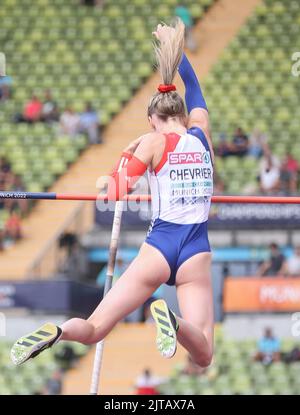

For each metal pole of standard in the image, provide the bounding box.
[89,157,128,395]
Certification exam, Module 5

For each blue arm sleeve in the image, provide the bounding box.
[178,53,208,114]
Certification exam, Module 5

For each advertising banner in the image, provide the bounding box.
[95,202,300,229]
[0,280,102,316]
[224,277,300,312]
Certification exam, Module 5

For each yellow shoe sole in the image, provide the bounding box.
[150,299,177,359]
[11,323,61,366]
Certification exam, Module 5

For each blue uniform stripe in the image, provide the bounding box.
[187,126,213,165]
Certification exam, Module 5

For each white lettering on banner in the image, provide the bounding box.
[260,285,300,304]
[168,152,213,203]
[213,204,300,220]
[0,192,27,199]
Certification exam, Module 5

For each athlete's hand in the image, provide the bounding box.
[152,23,175,43]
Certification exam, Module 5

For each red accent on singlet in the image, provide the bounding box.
[154,133,181,174]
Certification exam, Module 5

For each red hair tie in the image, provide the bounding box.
[158,84,176,93]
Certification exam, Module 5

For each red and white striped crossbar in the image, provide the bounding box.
[1,192,300,204]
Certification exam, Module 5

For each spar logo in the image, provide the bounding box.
[169,152,210,165]
[203,152,210,164]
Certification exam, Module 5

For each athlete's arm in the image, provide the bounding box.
[178,53,214,160]
[153,24,213,157]
[123,136,145,155]
[109,135,151,177]
[107,133,158,201]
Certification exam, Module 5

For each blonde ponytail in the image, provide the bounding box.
[154,18,185,85]
[148,19,186,121]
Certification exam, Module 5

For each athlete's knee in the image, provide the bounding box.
[193,349,213,368]
[81,336,98,346]
[85,316,111,344]
[80,327,103,345]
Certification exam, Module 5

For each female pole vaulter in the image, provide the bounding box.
[11,19,214,370]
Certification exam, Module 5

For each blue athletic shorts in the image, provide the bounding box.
[145,218,210,286]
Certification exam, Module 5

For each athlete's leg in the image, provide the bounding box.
[175,252,214,367]
[60,243,170,344]
[11,243,171,365]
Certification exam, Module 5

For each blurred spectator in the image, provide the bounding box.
[248,129,267,158]
[0,229,4,251]
[5,208,22,241]
[254,327,281,365]
[282,246,300,277]
[59,232,78,258]
[4,174,28,215]
[259,149,281,194]
[216,128,249,158]
[54,345,79,371]
[41,90,59,124]
[213,170,225,195]
[175,5,197,52]
[280,152,299,195]
[0,158,10,243]
[46,370,63,395]
[79,102,101,144]
[15,95,43,123]
[257,243,285,276]
[0,75,12,101]
[0,159,26,247]
[230,127,249,157]
[2,169,15,190]
[282,346,300,364]
[80,0,105,6]
[59,107,80,137]
[134,368,162,395]
[0,156,11,176]
[216,133,231,158]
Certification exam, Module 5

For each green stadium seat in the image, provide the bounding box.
[202,0,300,192]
